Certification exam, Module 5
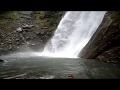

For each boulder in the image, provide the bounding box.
[0,59,4,62]
[79,11,120,64]
[22,25,34,29]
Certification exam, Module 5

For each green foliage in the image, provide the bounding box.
[0,11,20,30]
[33,11,65,27]
[0,11,19,20]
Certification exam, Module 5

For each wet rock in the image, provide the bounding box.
[22,25,34,29]
[67,75,74,79]
[0,59,4,62]
[80,11,120,64]
[31,43,35,46]
[16,27,22,32]
[41,27,48,29]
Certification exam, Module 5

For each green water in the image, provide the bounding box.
[0,56,120,79]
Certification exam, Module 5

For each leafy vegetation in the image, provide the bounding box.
[0,11,20,30]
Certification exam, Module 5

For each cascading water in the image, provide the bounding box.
[41,11,106,58]
[6,11,106,58]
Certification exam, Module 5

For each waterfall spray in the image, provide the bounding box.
[5,11,106,58]
[41,11,106,58]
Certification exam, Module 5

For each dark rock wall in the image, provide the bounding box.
[0,11,65,55]
[80,11,120,64]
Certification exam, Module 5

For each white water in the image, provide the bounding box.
[3,11,106,58]
[40,11,106,58]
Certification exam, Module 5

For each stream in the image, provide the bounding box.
[0,56,120,79]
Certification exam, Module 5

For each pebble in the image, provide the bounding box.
[16,27,22,32]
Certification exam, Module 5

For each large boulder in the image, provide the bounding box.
[79,11,120,64]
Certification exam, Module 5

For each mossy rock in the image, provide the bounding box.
[0,11,20,30]
[32,11,65,27]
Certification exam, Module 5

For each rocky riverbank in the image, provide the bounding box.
[80,11,120,64]
[0,11,65,55]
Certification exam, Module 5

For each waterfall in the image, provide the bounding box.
[41,11,106,58]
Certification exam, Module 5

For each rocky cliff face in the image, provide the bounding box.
[0,11,65,55]
[80,11,120,64]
